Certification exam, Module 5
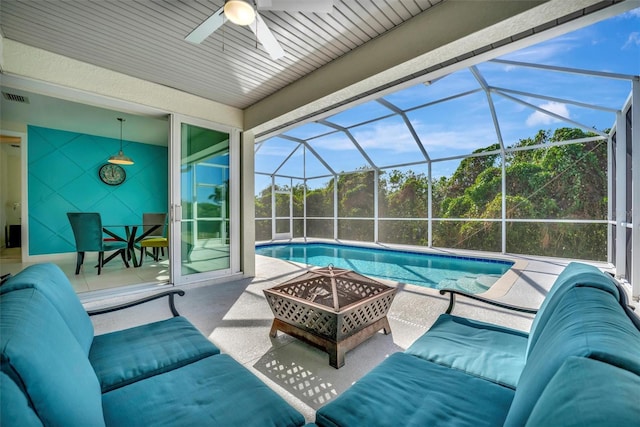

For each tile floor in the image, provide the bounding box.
[0,242,230,298]
[0,249,170,297]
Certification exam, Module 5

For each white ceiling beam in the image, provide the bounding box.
[246,0,632,135]
[246,0,551,133]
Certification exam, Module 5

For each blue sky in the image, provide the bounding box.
[256,8,640,191]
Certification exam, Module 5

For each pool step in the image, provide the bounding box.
[437,274,498,294]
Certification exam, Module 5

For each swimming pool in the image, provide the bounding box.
[256,243,514,294]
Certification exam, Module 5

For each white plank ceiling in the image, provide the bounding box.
[0,0,443,109]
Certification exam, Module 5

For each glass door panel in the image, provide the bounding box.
[170,115,238,285]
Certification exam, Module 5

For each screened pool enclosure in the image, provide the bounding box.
[255,11,640,298]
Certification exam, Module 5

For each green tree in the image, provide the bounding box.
[337,169,375,240]
[255,127,608,260]
[379,169,429,245]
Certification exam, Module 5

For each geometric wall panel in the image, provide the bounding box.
[28,125,168,255]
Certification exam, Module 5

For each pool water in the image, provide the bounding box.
[256,243,513,294]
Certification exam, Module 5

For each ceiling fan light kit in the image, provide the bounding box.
[224,0,255,26]
[108,117,134,165]
[186,0,333,60]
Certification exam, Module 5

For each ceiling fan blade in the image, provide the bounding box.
[185,7,225,44]
[250,13,285,60]
[256,0,333,13]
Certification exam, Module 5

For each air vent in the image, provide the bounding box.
[2,92,30,103]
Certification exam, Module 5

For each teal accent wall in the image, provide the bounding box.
[28,125,168,255]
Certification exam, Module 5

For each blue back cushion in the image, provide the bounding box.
[504,286,640,426]
[1,289,105,427]
[526,262,619,357]
[0,371,43,427]
[405,314,528,388]
[0,263,94,354]
[524,356,640,426]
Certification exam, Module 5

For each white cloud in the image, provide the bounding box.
[256,143,300,157]
[500,34,581,64]
[525,102,570,127]
[623,32,640,49]
[312,134,363,152]
[620,8,640,19]
[503,45,566,64]
[351,120,502,156]
[419,130,488,152]
[351,122,421,153]
[304,118,502,161]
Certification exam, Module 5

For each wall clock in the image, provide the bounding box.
[99,163,126,186]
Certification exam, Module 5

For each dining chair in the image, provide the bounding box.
[141,212,167,258]
[137,236,169,267]
[67,212,130,275]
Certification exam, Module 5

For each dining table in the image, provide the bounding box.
[102,223,164,267]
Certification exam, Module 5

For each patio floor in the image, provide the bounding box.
[85,251,611,423]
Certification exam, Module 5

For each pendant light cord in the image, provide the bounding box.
[118,117,125,151]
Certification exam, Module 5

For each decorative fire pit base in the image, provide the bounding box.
[264,266,397,368]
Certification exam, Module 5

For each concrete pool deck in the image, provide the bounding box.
[87,251,614,423]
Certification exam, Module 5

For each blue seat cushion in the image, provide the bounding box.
[0,263,94,354]
[102,354,306,427]
[504,286,640,426]
[525,357,640,426]
[0,371,43,427]
[90,316,220,392]
[526,262,618,357]
[406,314,528,388]
[0,289,105,427]
[315,352,515,427]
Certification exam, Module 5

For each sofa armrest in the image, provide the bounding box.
[87,289,185,317]
[439,288,538,315]
[612,280,640,331]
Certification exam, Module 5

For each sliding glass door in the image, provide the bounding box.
[169,115,239,285]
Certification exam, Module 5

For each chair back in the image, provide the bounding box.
[67,213,103,252]
[143,213,167,237]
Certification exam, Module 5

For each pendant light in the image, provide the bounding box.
[108,117,134,165]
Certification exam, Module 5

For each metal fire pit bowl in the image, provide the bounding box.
[263,266,397,368]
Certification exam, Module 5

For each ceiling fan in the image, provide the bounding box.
[185,0,333,60]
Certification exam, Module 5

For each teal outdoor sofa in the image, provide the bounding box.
[0,263,305,427]
[313,262,640,426]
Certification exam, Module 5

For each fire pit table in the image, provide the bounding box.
[263,266,397,368]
